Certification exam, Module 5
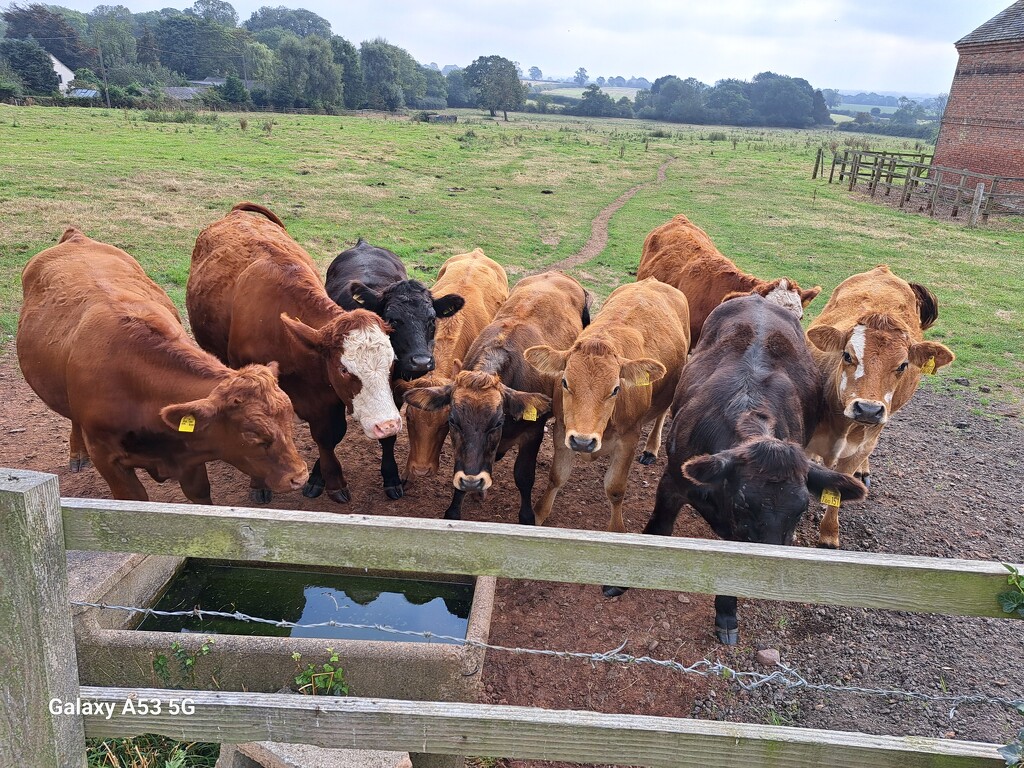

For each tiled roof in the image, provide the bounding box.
[162,87,204,100]
[957,0,1024,46]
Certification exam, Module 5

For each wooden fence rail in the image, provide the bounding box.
[1,470,1019,767]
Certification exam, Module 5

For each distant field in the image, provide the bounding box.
[840,102,898,114]
[830,113,855,123]
[1,106,1021,396]
[534,85,643,100]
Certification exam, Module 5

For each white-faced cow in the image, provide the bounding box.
[525,278,691,532]
[186,202,401,504]
[18,228,309,502]
[606,294,866,644]
[394,249,509,483]
[637,213,821,344]
[318,238,465,499]
[404,271,589,524]
[805,265,954,548]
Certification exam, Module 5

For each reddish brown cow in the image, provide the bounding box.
[186,202,401,504]
[525,278,691,532]
[395,248,509,482]
[17,229,308,502]
[405,271,589,524]
[637,213,821,343]
[806,265,955,548]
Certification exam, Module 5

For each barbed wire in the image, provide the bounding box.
[72,599,1024,718]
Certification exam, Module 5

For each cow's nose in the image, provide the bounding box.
[372,418,402,438]
[458,475,486,492]
[408,354,434,372]
[851,400,885,424]
[569,435,599,453]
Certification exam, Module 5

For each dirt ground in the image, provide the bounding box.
[1,343,1022,767]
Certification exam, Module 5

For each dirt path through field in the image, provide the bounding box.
[543,156,675,274]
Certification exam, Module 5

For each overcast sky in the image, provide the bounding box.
[47,0,1013,95]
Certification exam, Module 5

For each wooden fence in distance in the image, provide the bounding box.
[2,469,1021,767]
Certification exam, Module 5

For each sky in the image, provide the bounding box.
[43,0,1015,96]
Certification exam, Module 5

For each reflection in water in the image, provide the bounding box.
[137,563,473,644]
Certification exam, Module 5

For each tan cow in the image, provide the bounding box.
[637,213,821,344]
[525,278,691,532]
[17,229,308,502]
[396,248,509,482]
[187,202,401,504]
[805,265,954,548]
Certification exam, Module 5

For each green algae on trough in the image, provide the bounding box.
[137,562,473,643]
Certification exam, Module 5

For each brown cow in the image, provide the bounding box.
[186,202,401,504]
[637,213,821,344]
[805,265,955,548]
[525,278,690,532]
[395,248,509,482]
[404,271,589,524]
[17,229,308,502]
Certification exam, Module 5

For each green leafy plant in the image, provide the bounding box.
[998,565,1024,618]
[293,648,349,696]
[1000,726,1023,766]
[152,639,214,689]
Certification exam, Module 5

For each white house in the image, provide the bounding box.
[49,54,74,94]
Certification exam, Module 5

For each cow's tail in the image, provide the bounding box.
[910,282,939,330]
[581,289,592,328]
[59,227,83,244]
[232,201,286,229]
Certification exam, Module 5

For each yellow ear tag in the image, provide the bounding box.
[352,293,364,304]
[920,356,936,375]
[820,488,841,507]
[636,371,651,387]
[522,405,538,421]
[178,415,196,433]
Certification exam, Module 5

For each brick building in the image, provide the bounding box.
[932,1,1024,181]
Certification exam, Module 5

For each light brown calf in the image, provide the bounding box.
[806,265,954,548]
[637,213,820,344]
[526,278,691,532]
[396,248,509,482]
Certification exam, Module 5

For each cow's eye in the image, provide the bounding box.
[611,385,620,397]
[389,318,403,328]
[338,362,349,375]
[896,361,909,373]
[842,351,854,365]
[561,378,569,390]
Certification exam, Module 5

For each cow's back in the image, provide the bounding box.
[431,249,508,373]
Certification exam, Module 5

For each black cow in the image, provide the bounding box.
[306,238,464,499]
[605,294,866,644]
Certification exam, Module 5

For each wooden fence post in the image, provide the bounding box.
[967,182,986,228]
[884,157,897,196]
[0,470,85,767]
[929,169,943,216]
[812,147,823,179]
[983,178,999,222]
[870,155,884,197]
[848,152,860,191]
[951,172,968,217]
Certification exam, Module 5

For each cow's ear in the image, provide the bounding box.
[451,359,462,377]
[800,286,822,306]
[681,452,735,487]
[348,281,382,312]
[280,313,322,354]
[404,385,453,412]
[806,463,867,502]
[264,361,281,378]
[433,293,465,318]
[806,325,845,353]
[502,386,551,421]
[524,345,567,374]
[160,398,218,433]
[908,341,954,371]
[620,358,666,388]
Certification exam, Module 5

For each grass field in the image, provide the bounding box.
[1,105,1022,398]
[841,102,898,114]
[539,85,642,100]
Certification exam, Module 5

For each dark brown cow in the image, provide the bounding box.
[186,202,401,504]
[525,278,691,532]
[404,271,589,524]
[607,294,866,644]
[395,248,509,482]
[806,265,955,548]
[17,229,308,502]
[637,213,821,344]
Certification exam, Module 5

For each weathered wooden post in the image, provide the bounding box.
[951,172,969,217]
[983,178,1000,222]
[884,157,897,196]
[928,169,943,216]
[967,182,986,228]
[870,155,884,197]
[0,470,86,767]
[847,152,861,191]
[812,147,823,179]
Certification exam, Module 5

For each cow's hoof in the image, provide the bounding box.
[302,477,325,498]
[637,451,657,466]
[716,627,739,645]
[817,540,839,550]
[602,585,627,598]
[249,488,272,504]
[856,473,871,490]
[384,483,404,500]
[69,457,90,473]
[327,486,351,504]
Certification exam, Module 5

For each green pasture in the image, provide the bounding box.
[540,85,642,100]
[1,105,1021,398]
[841,102,898,114]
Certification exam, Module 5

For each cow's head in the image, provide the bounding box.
[159,362,308,492]
[682,415,866,545]
[525,339,665,454]
[280,310,403,439]
[807,313,954,425]
[405,369,550,493]
[394,371,453,481]
[347,279,464,379]
[749,278,822,320]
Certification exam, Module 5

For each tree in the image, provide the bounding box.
[419,65,447,109]
[187,0,239,27]
[303,35,343,108]
[88,6,137,66]
[244,6,331,38]
[465,54,524,120]
[890,97,925,126]
[0,37,59,93]
[220,72,248,103]
[821,88,842,108]
[574,84,618,117]
[360,38,404,110]
[155,14,239,79]
[574,66,587,86]
[705,79,755,125]
[596,76,605,86]
[331,35,362,109]
[812,89,832,125]
[749,72,813,128]
[444,67,474,108]
[1,3,94,70]
[137,24,160,67]
[853,111,872,124]
[528,65,541,81]
[0,58,23,99]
